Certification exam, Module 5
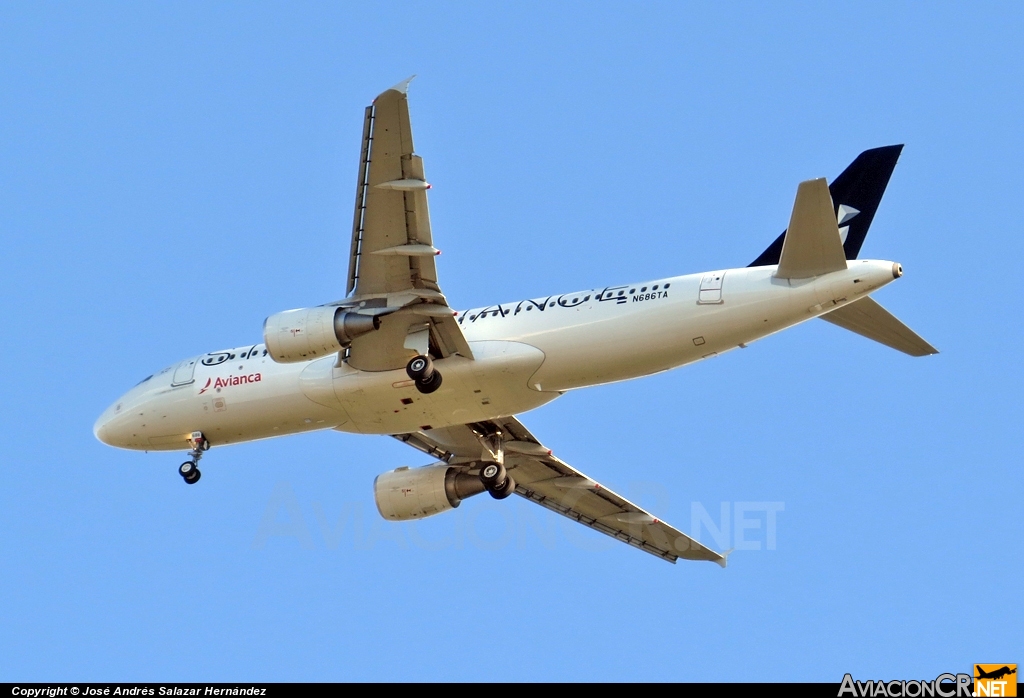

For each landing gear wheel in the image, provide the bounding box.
[479,462,506,489]
[406,355,434,381]
[415,370,443,394]
[488,474,515,500]
[480,462,515,499]
[179,460,202,484]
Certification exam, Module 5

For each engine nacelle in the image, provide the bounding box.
[374,464,487,521]
[263,306,379,363]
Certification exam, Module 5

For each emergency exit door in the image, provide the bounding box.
[698,271,725,304]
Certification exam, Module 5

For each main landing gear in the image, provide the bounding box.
[406,355,442,394]
[479,461,516,500]
[179,431,209,485]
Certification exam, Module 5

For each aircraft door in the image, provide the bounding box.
[698,271,725,304]
[171,358,197,386]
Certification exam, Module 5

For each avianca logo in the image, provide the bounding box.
[198,373,262,395]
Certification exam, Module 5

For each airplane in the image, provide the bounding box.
[94,78,937,566]
[975,666,1017,681]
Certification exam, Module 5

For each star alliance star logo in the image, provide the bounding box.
[837,204,860,244]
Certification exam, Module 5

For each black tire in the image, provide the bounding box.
[479,462,506,489]
[184,469,201,484]
[415,369,442,394]
[179,461,196,477]
[489,474,516,500]
[406,355,433,381]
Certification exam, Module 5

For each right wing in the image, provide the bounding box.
[395,417,727,566]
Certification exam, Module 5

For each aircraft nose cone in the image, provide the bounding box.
[94,402,129,447]
[94,412,114,445]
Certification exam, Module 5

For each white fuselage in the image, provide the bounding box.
[94,260,899,451]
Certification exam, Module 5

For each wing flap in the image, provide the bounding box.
[820,296,938,356]
[511,451,724,565]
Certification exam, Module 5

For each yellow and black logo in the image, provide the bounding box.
[974,665,1017,697]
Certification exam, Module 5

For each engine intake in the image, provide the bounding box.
[374,464,487,521]
[263,306,379,363]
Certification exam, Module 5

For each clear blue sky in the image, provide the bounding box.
[1,2,1020,682]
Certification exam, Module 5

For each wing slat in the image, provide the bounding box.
[347,106,374,295]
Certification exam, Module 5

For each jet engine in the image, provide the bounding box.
[374,464,488,521]
[263,306,379,363]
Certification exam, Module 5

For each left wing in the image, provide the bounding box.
[395,417,727,566]
[343,78,472,371]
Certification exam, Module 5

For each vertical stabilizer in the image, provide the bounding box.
[750,145,903,266]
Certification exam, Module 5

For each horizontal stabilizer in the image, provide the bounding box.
[776,178,848,279]
[820,297,938,356]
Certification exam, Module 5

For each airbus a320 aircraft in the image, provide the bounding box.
[94,79,937,566]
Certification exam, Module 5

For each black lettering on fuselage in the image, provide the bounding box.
[512,297,554,316]
[632,291,668,303]
[458,282,671,323]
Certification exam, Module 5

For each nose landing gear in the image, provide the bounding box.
[406,355,442,394]
[179,431,209,485]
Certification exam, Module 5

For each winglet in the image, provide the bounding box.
[716,548,735,569]
[387,75,416,95]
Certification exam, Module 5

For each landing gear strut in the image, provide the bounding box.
[406,355,442,394]
[179,431,209,485]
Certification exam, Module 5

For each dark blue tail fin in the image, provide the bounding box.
[749,145,903,267]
